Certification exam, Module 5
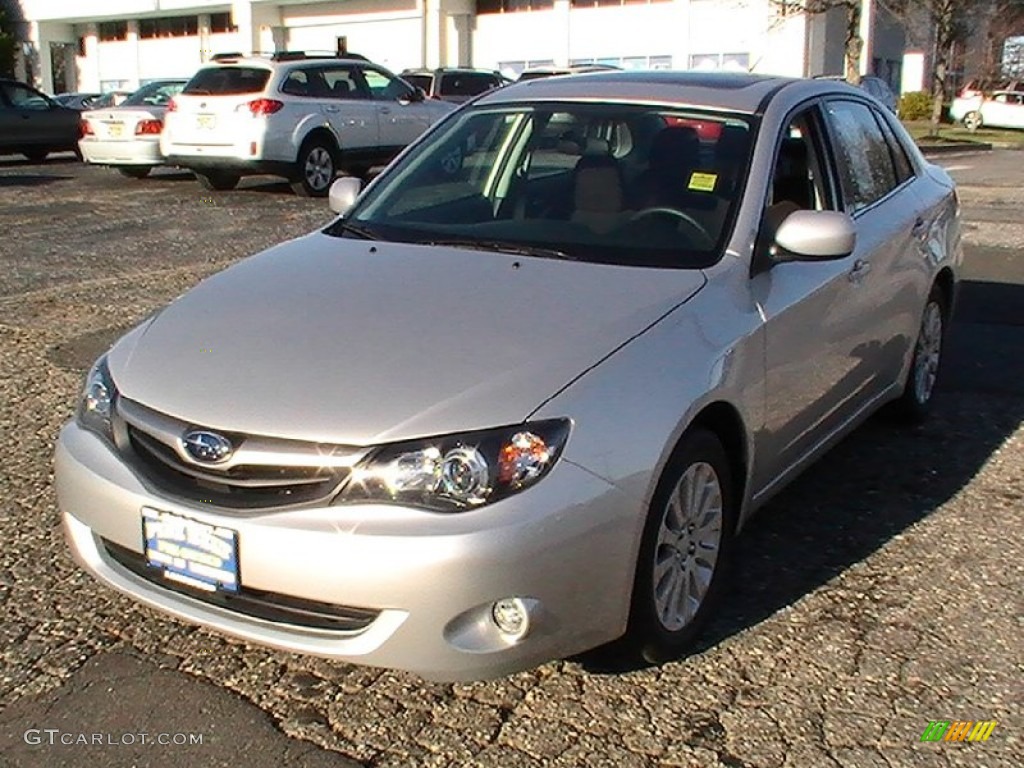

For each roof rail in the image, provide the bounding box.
[208,50,370,63]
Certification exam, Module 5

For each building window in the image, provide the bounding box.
[98,22,128,42]
[210,12,237,34]
[139,16,199,40]
[689,53,750,72]
[477,1,555,13]
[571,54,672,69]
[571,1,669,7]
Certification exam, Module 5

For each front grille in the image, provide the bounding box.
[101,539,379,633]
[125,424,348,510]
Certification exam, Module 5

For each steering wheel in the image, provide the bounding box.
[629,207,714,249]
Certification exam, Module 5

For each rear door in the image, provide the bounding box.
[312,64,379,150]
[164,65,272,148]
[823,99,924,399]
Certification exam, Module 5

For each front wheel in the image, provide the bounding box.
[892,286,947,423]
[195,170,240,191]
[964,111,982,132]
[625,429,736,664]
[118,166,152,179]
[290,139,336,197]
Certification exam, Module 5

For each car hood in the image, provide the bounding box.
[108,234,706,445]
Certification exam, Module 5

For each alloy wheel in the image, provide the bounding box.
[652,461,723,631]
[913,300,943,405]
[304,146,334,192]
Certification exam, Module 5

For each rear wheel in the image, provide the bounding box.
[964,111,983,132]
[195,170,240,191]
[118,166,152,179]
[290,138,337,197]
[624,429,736,664]
[23,149,48,163]
[891,285,947,423]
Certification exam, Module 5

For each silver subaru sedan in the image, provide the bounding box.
[56,72,962,681]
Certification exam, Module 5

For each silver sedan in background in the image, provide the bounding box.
[79,80,186,178]
[56,72,962,681]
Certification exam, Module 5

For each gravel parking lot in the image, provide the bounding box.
[0,154,1021,767]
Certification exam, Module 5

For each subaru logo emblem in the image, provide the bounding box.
[182,430,233,464]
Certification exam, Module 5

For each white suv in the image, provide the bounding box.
[161,53,455,196]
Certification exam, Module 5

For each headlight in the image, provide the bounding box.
[339,419,570,512]
[77,356,118,440]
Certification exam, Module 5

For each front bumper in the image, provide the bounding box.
[56,421,638,681]
[79,138,163,166]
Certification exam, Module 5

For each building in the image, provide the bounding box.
[10,0,904,95]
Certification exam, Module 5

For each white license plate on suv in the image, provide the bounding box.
[142,508,239,593]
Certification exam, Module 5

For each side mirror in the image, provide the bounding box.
[400,87,425,104]
[773,210,856,262]
[328,176,362,216]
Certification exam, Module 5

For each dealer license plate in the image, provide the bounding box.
[107,123,124,138]
[197,114,216,129]
[142,508,239,593]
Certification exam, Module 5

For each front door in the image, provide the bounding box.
[360,66,432,150]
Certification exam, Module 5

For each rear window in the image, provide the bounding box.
[440,73,496,97]
[183,67,271,96]
[403,74,432,93]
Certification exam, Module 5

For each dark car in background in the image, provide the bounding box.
[53,92,103,111]
[400,68,510,103]
[0,79,81,162]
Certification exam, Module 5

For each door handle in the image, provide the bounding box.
[848,259,872,282]
[324,106,340,113]
[378,107,391,115]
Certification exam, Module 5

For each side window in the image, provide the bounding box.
[825,100,898,212]
[320,66,366,100]
[768,109,834,213]
[3,83,51,110]
[874,110,915,185]
[281,70,314,98]
[361,68,413,101]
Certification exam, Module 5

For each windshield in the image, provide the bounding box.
[332,103,754,268]
[122,81,185,107]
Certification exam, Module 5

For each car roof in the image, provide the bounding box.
[476,71,841,114]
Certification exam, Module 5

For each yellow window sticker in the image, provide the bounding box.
[688,172,718,193]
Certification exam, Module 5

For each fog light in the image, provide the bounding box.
[491,597,529,640]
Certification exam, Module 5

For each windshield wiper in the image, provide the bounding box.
[330,221,379,240]
[421,238,576,261]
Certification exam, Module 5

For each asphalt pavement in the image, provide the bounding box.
[0,152,1020,768]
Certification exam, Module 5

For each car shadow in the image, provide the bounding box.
[578,277,1024,674]
[0,153,80,168]
[0,173,75,187]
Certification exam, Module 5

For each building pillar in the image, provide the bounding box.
[127,20,140,89]
[423,0,445,68]
[232,0,282,54]
[859,0,874,76]
[78,24,101,93]
[556,0,571,67]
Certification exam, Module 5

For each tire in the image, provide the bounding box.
[23,149,49,163]
[891,285,947,423]
[624,429,737,664]
[964,111,982,132]
[290,137,337,197]
[195,170,240,191]
[118,166,152,179]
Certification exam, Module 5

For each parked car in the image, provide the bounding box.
[400,68,510,103]
[160,52,455,196]
[951,90,1024,131]
[53,92,103,110]
[957,77,1023,101]
[58,72,962,681]
[0,78,81,161]
[79,80,188,178]
[88,91,133,109]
